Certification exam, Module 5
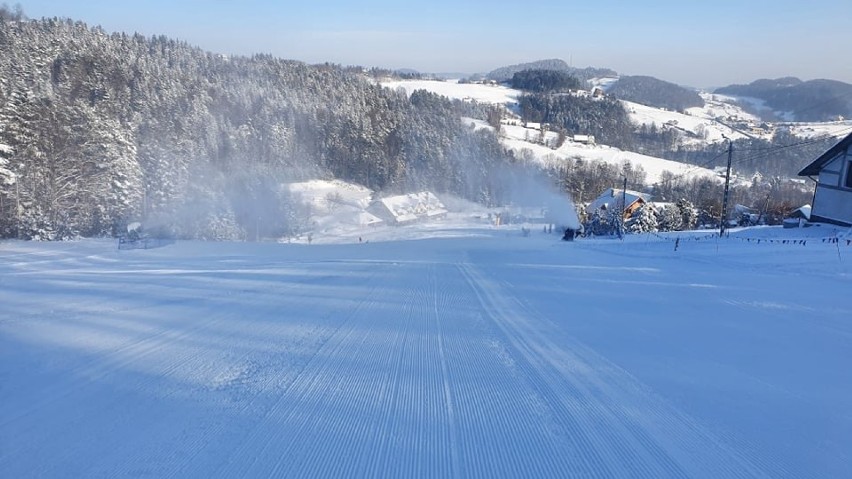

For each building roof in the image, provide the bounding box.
[588,188,650,212]
[788,204,812,220]
[374,191,447,223]
[798,131,852,176]
[349,211,384,226]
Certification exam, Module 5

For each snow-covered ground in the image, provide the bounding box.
[627,99,753,144]
[632,94,852,145]
[384,79,852,161]
[2,219,851,478]
[784,120,852,139]
[383,79,521,107]
[465,118,718,184]
[382,79,728,184]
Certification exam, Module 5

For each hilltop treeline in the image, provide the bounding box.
[609,75,704,112]
[486,58,616,84]
[0,17,512,239]
[511,69,583,93]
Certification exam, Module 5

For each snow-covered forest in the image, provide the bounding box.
[0,13,840,242]
[0,17,515,240]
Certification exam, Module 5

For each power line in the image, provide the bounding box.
[733,125,852,154]
[654,88,852,176]
[657,147,730,185]
[657,125,852,183]
[731,126,852,167]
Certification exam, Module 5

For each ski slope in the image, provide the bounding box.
[2,222,851,478]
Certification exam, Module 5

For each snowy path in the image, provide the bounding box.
[1,231,850,478]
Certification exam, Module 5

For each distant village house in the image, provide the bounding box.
[368,191,448,225]
[572,134,596,145]
[587,188,650,220]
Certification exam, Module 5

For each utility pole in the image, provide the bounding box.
[620,176,627,239]
[16,179,20,240]
[720,138,733,237]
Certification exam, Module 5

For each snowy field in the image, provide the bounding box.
[382,79,521,106]
[463,117,718,184]
[2,220,851,478]
[384,79,852,153]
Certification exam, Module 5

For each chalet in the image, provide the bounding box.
[368,191,447,225]
[587,188,650,220]
[797,132,852,226]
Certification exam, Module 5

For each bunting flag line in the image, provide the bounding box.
[641,231,850,248]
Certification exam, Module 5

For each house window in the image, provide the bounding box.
[846,160,852,189]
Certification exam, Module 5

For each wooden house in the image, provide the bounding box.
[587,188,650,220]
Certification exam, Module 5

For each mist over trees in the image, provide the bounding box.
[0,3,24,21]
[0,17,514,239]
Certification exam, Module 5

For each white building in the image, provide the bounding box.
[798,132,852,226]
[368,192,448,225]
[572,134,596,145]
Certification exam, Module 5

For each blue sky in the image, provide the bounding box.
[14,0,852,87]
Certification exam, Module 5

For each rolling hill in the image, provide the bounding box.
[715,78,852,121]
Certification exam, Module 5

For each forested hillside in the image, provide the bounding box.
[511,69,582,93]
[486,59,616,84]
[0,17,512,240]
[609,75,704,111]
[518,93,635,149]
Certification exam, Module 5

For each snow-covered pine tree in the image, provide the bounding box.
[656,204,683,232]
[675,198,698,231]
[625,203,658,233]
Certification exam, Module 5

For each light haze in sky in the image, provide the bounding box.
[13,0,852,88]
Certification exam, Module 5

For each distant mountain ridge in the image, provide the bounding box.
[486,59,616,83]
[715,78,852,121]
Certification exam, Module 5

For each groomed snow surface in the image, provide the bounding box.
[2,219,851,478]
